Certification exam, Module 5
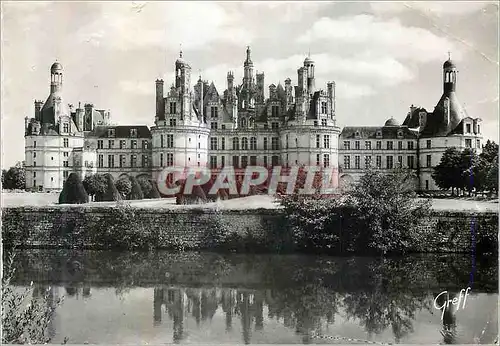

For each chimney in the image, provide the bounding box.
[34,100,43,121]
[155,79,164,120]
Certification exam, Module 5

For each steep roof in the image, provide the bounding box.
[421,92,467,137]
[87,125,152,138]
[340,126,418,139]
[402,106,427,128]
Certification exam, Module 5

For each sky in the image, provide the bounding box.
[1,1,499,168]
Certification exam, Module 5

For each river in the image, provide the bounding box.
[5,249,498,344]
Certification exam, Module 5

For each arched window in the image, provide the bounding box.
[241,117,247,128]
[232,137,239,150]
[241,137,249,150]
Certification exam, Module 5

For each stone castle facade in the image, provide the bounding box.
[24,48,482,192]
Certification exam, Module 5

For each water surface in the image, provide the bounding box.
[8,250,498,344]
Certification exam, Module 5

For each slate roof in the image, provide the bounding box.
[87,125,152,138]
[420,92,467,138]
[340,126,418,139]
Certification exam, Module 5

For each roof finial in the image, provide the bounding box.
[308,47,310,58]
[179,44,183,58]
[448,51,451,60]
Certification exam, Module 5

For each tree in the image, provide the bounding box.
[83,174,107,201]
[485,156,499,195]
[2,162,26,190]
[59,173,89,204]
[115,178,132,199]
[128,176,144,200]
[459,148,480,195]
[101,174,121,201]
[137,177,153,198]
[480,140,498,163]
[347,168,432,254]
[432,148,462,195]
[148,180,161,199]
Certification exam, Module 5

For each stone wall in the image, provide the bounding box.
[1,206,497,253]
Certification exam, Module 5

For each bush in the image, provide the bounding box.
[175,176,207,204]
[59,173,89,204]
[137,177,153,198]
[128,176,144,200]
[2,251,64,344]
[83,174,107,201]
[115,178,132,199]
[99,174,121,202]
[148,180,161,199]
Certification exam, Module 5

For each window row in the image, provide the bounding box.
[97,139,150,150]
[343,155,416,169]
[343,140,415,150]
[97,154,150,168]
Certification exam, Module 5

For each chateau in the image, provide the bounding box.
[24,48,482,192]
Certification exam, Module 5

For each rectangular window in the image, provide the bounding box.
[142,140,149,149]
[321,102,327,114]
[323,135,330,149]
[232,156,239,168]
[97,140,103,149]
[131,140,137,149]
[271,137,279,150]
[263,137,268,150]
[376,155,382,168]
[33,152,36,158]
[98,154,103,168]
[321,119,327,126]
[426,140,431,149]
[365,156,372,169]
[263,156,268,167]
[221,124,226,130]
[241,137,249,150]
[169,102,177,114]
[232,137,239,150]
[271,155,279,166]
[62,138,68,148]
[425,180,429,190]
[33,162,36,167]
[160,153,163,167]
[407,141,414,150]
[108,129,115,137]
[354,155,360,169]
[108,155,114,168]
[210,137,218,150]
[34,141,36,148]
[250,156,257,166]
[343,141,350,150]
[63,152,69,157]
[33,172,36,178]
[241,156,248,168]
[398,141,403,150]
[120,155,125,168]
[314,121,318,127]
[250,137,257,150]
[476,139,481,148]
[271,106,279,118]
[210,106,218,119]
[210,156,217,169]
[466,124,471,133]
[166,153,174,166]
[166,134,173,148]
[323,154,330,168]
[355,140,360,150]
[63,171,69,179]
[108,140,114,149]
[169,118,177,127]
[63,123,69,133]
[221,156,225,167]
[221,137,226,150]
[160,135,164,148]
[465,139,472,148]
[120,140,126,149]
[286,135,289,149]
[387,141,393,150]
[316,135,321,149]
[63,161,69,167]
[365,141,371,150]
[376,141,382,150]
[142,155,149,168]
[386,156,393,169]
[397,155,403,168]
[407,156,414,169]
[271,121,279,129]
[316,154,321,166]
[344,156,350,169]
[210,122,218,130]
[131,155,137,167]
[426,155,431,167]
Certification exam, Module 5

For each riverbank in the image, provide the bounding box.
[2,202,497,254]
[2,192,498,212]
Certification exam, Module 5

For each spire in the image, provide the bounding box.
[448,51,451,60]
[179,44,183,58]
[244,46,253,66]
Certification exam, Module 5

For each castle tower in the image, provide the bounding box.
[443,54,457,93]
[175,50,191,94]
[243,46,254,89]
[50,61,63,94]
[304,56,315,94]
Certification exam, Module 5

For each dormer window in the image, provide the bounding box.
[466,123,471,133]
[397,130,404,138]
[108,129,115,137]
[130,129,137,138]
[376,130,382,138]
[62,123,69,133]
[354,131,361,138]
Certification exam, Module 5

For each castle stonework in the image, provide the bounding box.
[24,50,482,192]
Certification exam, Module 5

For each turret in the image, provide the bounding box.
[284,78,293,110]
[443,54,457,93]
[75,102,84,131]
[227,71,234,90]
[50,61,63,94]
[175,50,191,94]
[197,76,204,119]
[327,81,336,114]
[84,103,94,131]
[243,46,254,89]
[304,56,315,94]
[297,67,308,96]
[155,79,164,120]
